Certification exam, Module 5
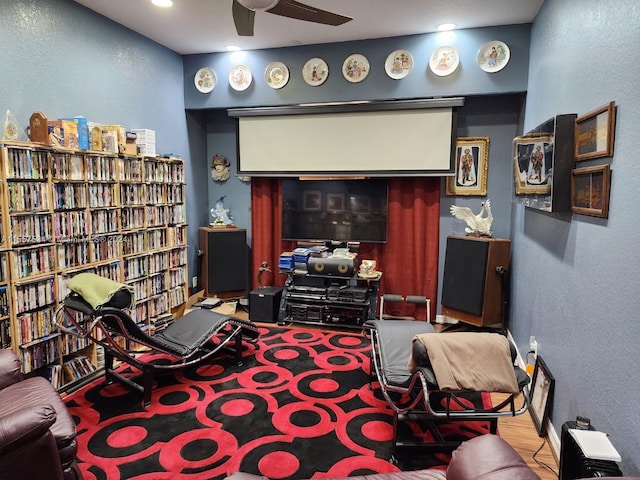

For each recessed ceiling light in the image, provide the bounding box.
[225,45,242,51]
[151,0,173,7]
[437,23,456,31]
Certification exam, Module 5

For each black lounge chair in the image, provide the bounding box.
[55,275,259,407]
[364,319,529,458]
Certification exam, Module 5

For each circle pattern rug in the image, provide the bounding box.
[65,326,491,480]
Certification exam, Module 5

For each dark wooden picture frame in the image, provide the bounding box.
[445,136,490,196]
[575,101,616,161]
[529,356,555,437]
[571,164,611,218]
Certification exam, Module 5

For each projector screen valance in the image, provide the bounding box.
[229,98,463,177]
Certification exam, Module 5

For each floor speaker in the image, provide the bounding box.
[249,287,284,323]
[441,235,511,327]
[199,227,247,297]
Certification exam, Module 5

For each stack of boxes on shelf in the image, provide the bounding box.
[0,120,188,390]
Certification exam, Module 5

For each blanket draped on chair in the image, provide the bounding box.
[408,332,520,394]
[67,272,135,310]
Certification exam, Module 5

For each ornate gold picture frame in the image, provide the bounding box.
[513,135,553,195]
[445,136,489,196]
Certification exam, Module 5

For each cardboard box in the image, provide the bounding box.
[125,132,138,156]
[101,124,126,153]
[60,116,89,150]
[87,122,101,151]
[47,120,77,148]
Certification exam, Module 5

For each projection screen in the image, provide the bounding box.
[229,98,462,177]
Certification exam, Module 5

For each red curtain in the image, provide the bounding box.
[250,177,440,320]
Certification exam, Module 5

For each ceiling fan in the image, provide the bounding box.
[232,0,353,36]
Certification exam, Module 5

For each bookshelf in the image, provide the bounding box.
[0,142,189,388]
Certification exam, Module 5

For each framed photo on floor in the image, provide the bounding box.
[446,137,489,196]
[529,356,555,437]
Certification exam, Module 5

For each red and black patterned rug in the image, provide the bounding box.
[65,325,491,480]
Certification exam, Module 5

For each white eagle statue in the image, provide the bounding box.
[450,200,493,237]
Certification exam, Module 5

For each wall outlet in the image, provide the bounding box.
[529,335,538,357]
[192,276,198,288]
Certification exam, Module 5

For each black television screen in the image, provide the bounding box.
[281,179,388,243]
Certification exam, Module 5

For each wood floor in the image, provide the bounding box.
[493,393,559,479]
[233,310,559,478]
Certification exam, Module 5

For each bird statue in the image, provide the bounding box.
[450,199,493,237]
[210,196,234,226]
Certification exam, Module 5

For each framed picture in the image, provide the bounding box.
[529,356,555,437]
[575,101,616,161]
[571,164,612,218]
[513,135,553,195]
[302,190,321,211]
[326,193,345,212]
[446,137,489,196]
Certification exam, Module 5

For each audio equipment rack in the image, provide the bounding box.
[277,270,381,329]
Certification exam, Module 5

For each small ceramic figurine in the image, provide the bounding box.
[450,199,493,237]
[211,196,234,225]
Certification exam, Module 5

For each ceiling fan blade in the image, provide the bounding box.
[267,0,352,26]
[232,0,256,36]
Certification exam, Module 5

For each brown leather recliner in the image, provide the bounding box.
[0,349,83,480]
[225,434,639,480]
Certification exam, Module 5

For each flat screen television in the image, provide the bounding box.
[281,179,388,243]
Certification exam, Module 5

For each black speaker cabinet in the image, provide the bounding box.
[441,235,511,327]
[249,287,284,323]
[199,227,247,298]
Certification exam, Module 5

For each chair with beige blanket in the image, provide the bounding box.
[364,319,529,459]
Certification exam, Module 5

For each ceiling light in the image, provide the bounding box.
[437,23,456,31]
[237,0,280,11]
[225,45,242,51]
[151,0,173,7]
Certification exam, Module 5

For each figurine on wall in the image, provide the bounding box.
[450,199,493,237]
[211,153,231,182]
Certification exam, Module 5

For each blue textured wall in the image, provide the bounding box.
[0,0,206,284]
[513,0,640,474]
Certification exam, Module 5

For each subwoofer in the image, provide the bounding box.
[441,235,511,327]
[308,256,355,277]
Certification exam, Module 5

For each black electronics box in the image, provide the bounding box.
[249,287,284,323]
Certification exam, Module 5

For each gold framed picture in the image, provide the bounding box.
[445,136,489,196]
[513,135,553,195]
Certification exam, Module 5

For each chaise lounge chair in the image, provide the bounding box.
[55,273,260,407]
[364,319,529,459]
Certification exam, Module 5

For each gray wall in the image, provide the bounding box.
[511,0,640,474]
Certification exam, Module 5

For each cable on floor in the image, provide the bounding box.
[532,438,559,477]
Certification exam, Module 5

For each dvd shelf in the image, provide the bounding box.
[0,141,189,389]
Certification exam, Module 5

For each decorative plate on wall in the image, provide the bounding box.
[229,65,252,91]
[342,53,369,83]
[302,57,329,86]
[265,61,289,89]
[428,46,460,77]
[194,67,216,93]
[384,49,413,80]
[477,40,511,73]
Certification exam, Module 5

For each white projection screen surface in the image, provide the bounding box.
[234,107,456,176]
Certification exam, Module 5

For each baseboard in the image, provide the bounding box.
[507,329,560,461]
